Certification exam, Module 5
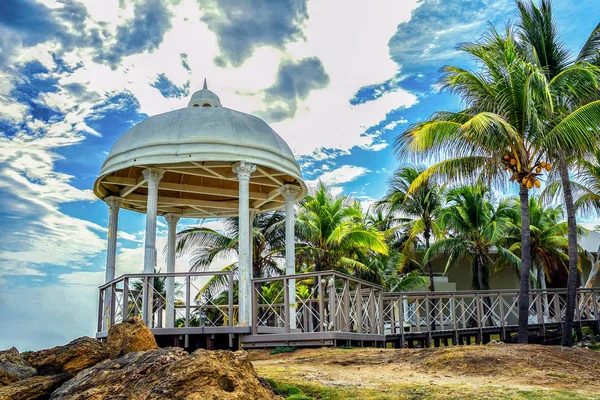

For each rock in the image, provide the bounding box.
[107,317,157,359]
[0,347,36,386]
[485,340,505,346]
[50,347,280,400]
[0,374,68,400]
[23,337,108,376]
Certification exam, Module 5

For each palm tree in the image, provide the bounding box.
[377,166,443,291]
[174,212,286,297]
[395,28,551,343]
[516,0,600,346]
[395,23,600,343]
[499,198,586,324]
[295,182,388,276]
[424,185,517,292]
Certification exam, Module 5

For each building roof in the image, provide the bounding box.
[93,84,306,218]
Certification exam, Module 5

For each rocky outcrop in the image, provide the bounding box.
[0,374,68,400]
[0,347,36,386]
[50,348,279,400]
[23,337,108,377]
[107,317,158,359]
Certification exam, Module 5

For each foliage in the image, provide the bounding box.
[269,346,298,355]
[424,185,518,290]
[295,182,388,275]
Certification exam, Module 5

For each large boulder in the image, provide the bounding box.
[0,374,68,400]
[107,317,157,359]
[23,337,108,376]
[0,347,36,386]
[50,348,280,400]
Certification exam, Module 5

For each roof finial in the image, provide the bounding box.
[203,78,208,90]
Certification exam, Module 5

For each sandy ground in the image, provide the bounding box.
[250,344,600,399]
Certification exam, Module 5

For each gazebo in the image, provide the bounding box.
[94,80,307,329]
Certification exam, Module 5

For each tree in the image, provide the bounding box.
[395,21,600,342]
[174,212,286,297]
[295,182,388,275]
[499,198,583,289]
[516,0,600,346]
[396,28,552,342]
[377,166,443,291]
[424,185,517,291]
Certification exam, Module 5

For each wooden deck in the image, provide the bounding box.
[97,271,600,350]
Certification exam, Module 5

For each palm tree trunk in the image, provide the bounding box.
[559,151,579,347]
[425,233,435,292]
[518,183,532,344]
[425,231,437,331]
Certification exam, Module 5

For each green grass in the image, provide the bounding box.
[265,379,596,399]
[270,346,298,355]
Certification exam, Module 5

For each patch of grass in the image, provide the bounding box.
[270,346,298,355]
[20,351,33,357]
[338,345,356,349]
[588,344,600,351]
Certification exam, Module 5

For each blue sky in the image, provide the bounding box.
[0,0,598,350]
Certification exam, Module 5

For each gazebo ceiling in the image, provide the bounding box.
[94,84,307,218]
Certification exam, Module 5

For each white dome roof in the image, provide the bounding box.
[94,85,306,218]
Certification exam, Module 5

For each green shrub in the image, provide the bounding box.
[270,346,298,355]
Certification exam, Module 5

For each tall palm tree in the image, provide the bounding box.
[424,185,518,292]
[295,182,388,276]
[395,23,600,343]
[396,28,550,343]
[516,0,600,346]
[377,166,443,291]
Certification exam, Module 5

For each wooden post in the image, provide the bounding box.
[389,298,395,335]
[343,279,350,332]
[98,290,104,332]
[109,282,116,327]
[451,293,458,345]
[356,283,362,333]
[318,275,325,332]
[328,276,336,331]
[252,282,258,335]
[123,278,130,320]
[185,276,191,328]
[425,294,432,347]
[476,293,483,344]
[460,298,466,329]
[415,298,421,333]
[438,296,444,329]
[228,273,234,327]
[369,287,376,334]
[591,289,600,333]
[399,294,405,348]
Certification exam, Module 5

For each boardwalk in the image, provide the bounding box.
[97,271,600,349]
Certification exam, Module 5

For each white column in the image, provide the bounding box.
[279,184,301,329]
[105,197,122,283]
[233,161,256,326]
[103,196,122,331]
[141,168,164,326]
[164,213,180,328]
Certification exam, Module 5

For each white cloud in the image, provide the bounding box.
[307,165,370,186]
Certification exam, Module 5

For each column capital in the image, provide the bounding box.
[232,161,256,180]
[164,213,181,226]
[278,184,301,201]
[105,196,123,210]
[142,168,165,186]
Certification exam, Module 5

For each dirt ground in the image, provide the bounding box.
[250,344,600,399]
